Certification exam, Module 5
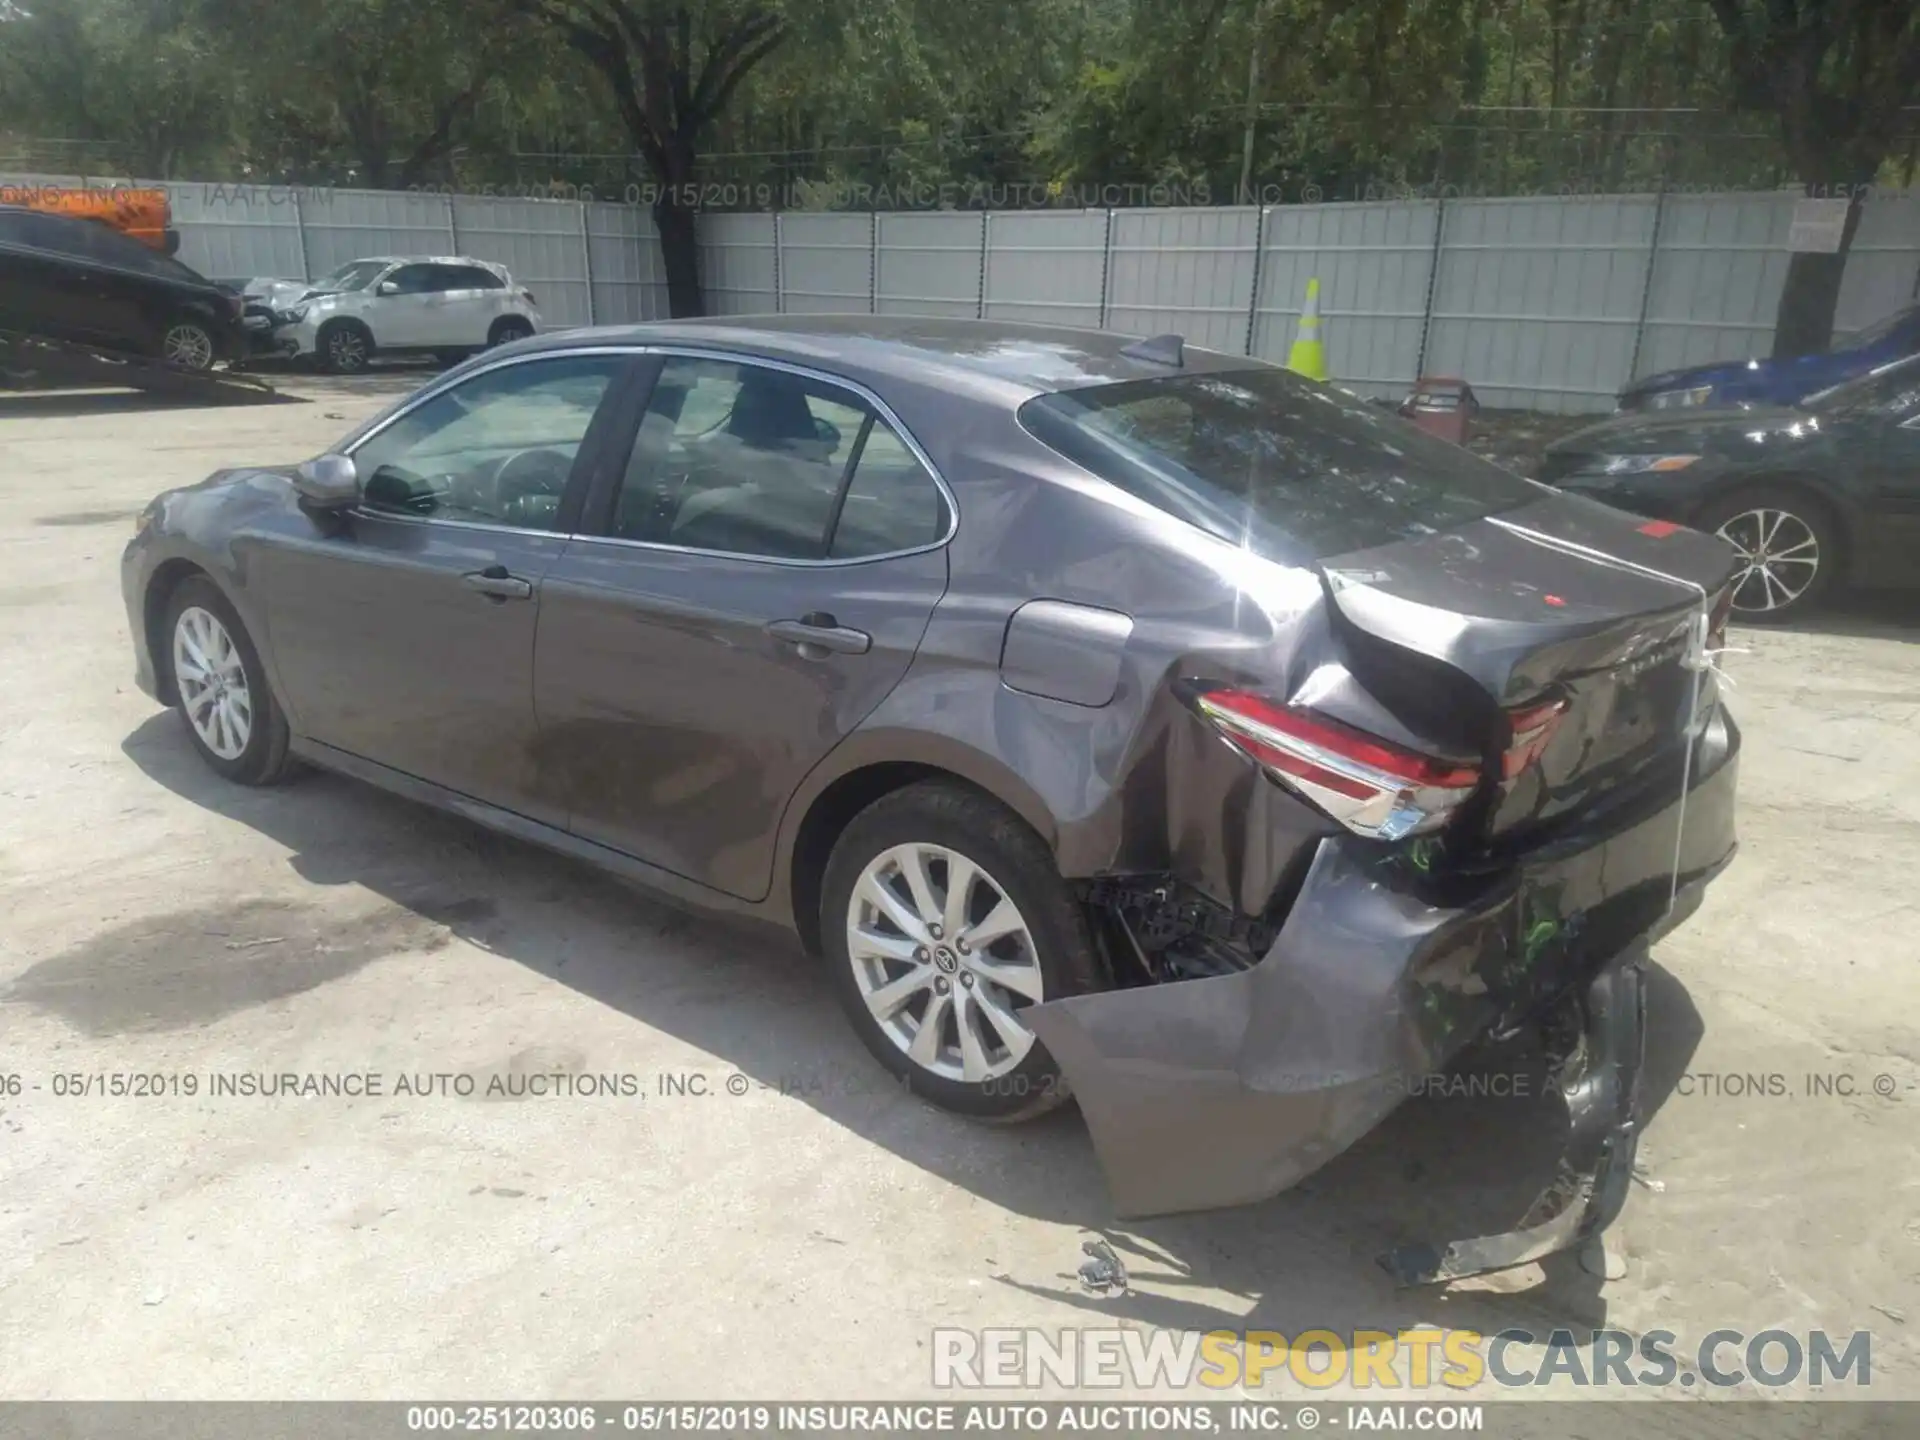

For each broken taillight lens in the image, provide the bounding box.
[1195,688,1482,841]
[1502,697,1568,780]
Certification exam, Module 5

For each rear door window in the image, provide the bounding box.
[607,356,945,561]
[1020,368,1542,560]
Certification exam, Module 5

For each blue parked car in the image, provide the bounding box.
[1619,305,1920,411]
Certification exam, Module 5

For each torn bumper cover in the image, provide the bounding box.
[1027,710,1738,1254]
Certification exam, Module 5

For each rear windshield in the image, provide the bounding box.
[1019,368,1542,560]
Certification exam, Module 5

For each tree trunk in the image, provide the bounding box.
[654,197,703,317]
[1771,177,1870,360]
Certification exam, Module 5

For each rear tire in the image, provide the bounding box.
[162,576,295,785]
[1693,484,1838,622]
[488,317,534,349]
[317,320,372,374]
[821,781,1103,1121]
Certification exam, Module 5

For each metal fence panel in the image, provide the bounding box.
[1253,200,1438,397]
[875,212,983,317]
[1836,190,1920,336]
[450,196,590,328]
[1424,195,1658,411]
[586,201,666,324]
[778,212,873,313]
[982,210,1107,327]
[699,212,777,314]
[163,185,307,285]
[1107,207,1259,353]
[1635,192,1795,381]
[299,188,456,276]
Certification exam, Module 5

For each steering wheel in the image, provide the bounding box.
[491,447,574,527]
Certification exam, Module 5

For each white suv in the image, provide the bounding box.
[252,256,541,373]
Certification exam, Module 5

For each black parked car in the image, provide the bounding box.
[1542,354,1920,619]
[0,205,245,371]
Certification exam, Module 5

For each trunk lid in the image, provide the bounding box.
[1316,492,1739,842]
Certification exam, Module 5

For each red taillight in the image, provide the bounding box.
[522,288,536,306]
[1502,697,1567,780]
[1195,688,1481,841]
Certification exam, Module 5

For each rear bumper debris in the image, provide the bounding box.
[1027,711,1738,1272]
[1377,948,1650,1286]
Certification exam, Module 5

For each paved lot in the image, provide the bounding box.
[1,376,1916,1403]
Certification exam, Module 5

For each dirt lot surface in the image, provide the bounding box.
[1,375,1916,1405]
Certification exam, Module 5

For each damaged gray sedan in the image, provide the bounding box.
[122,317,1740,1281]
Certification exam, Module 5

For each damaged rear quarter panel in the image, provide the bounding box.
[832,413,1342,918]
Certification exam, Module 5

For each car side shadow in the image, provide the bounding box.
[120,711,1703,1344]
[1756,589,1919,643]
[0,386,304,417]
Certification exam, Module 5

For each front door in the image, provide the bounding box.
[261,350,637,821]
[534,353,954,899]
[1844,366,1920,587]
[371,262,446,349]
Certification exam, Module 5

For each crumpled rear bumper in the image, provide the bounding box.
[1028,709,1739,1224]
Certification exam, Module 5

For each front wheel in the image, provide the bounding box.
[318,321,372,374]
[1694,486,1838,622]
[163,576,295,785]
[821,782,1103,1121]
[160,320,217,372]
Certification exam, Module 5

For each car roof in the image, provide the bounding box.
[512,314,1264,400]
[341,255,508,269]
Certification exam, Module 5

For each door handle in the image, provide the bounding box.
[463,564,533,601]
[767,615,871,657]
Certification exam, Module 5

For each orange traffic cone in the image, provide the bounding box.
[1286,277,1329,381]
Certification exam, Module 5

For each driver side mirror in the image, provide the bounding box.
[294,453,360,510]
[377,280,399,296]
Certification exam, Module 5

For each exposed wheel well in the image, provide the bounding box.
[489,316,533,344]
[317,316,374,346]
[144,558,209,704]
[788,762,1007,957]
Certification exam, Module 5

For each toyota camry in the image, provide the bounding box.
[124,317,1741,1280]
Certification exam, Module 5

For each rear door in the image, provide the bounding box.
[534,352,953,900]
[1849,377,1920,585]
[260,349,640,822]
[437,263,510,346]
[3,212,142,347]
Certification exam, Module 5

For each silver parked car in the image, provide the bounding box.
[245,256,540,372]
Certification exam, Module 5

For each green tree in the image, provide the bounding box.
[0,0,231,177]
[1704,0,1920,356]
[206,0,546,188]
[510,0,793,316]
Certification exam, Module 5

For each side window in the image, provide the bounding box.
[17,212,90,256]
[429,263,493,292]
[829,423,948,558]
[349,355,625,530]
[608,357,872,560]
[383,264,434,295]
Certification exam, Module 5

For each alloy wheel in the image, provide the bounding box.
[1715,507,1819,615]
[162,324,214,372]
[172,606,252,760]
[328,329,369,371]
[845,843,1045,1083]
